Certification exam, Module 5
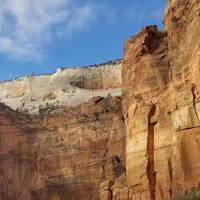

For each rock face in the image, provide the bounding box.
[0,96,125,200]
[0,60,121,114]
[1,0,200,200]
[122,0,200,199]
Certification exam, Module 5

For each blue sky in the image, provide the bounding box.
[0,0,166,81]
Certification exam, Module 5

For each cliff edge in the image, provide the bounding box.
[122,0,200,199]
[0,60,121,113]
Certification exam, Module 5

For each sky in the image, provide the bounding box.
[0,0,166,81]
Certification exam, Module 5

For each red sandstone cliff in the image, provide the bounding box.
[122,0,200,199]
[0,97,125,200]
[1,0,200,200]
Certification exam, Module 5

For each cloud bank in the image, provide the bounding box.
[0,0,99,61]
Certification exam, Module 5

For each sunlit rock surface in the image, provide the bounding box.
[0,60,121,114]
[1,0,200,199]
[122,0,200,199]
[0,96,125,200]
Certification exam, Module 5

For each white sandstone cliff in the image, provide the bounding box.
[0,60,122,114]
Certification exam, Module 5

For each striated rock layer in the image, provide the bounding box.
[0,60,121,114]
[0,96,125,200]
[1,0,200,200]
[122,0,200,199]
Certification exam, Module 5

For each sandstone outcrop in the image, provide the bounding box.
[122,0,200,199]
[1,0,200,199]
[0,60,121,114]
[0,96,125,200]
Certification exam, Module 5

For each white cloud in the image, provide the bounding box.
[0,0,100,61]
[56,4,97,38]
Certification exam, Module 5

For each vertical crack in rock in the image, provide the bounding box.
[108,188,113,200]
[168,158,173,198]
[191,86,200,124]
[147,104,157,200]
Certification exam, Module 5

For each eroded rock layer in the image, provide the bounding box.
[0,60,121,114]
[1,0,200,200]
[122,0,200,199]
[0,96,125,200]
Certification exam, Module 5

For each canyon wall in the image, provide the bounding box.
[122,0,200,199]
[0,60,121,113]
[0,96,126,200]
[1,0,200,200]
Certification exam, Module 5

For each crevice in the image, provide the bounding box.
[108,188,113,200]
[146,104,157,200]
[177,125,200,132]
[102,148,108,180]
[191,86,200,124]
[168,159,173,198]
